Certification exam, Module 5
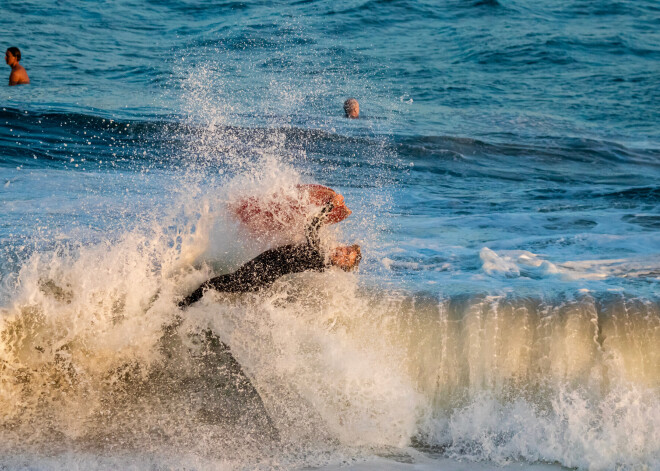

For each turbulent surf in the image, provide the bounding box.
[1,0,659,469]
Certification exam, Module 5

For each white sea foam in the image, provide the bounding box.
[1,196,659,469]
[480,247,660,282]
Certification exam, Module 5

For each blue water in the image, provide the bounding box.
[1,1,659,470]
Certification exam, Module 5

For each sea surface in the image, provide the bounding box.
[1,1,659,470]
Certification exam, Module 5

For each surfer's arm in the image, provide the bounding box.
[305,202,334,250]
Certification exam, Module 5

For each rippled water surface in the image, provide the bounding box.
[1,1,659,470]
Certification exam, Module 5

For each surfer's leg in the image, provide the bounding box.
[206,274,235,292]
[178,284,206,308]
[178,274,236,309]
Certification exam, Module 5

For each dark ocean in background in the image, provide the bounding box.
[1,1,659,470]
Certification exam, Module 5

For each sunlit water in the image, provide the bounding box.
[1,1,659,469]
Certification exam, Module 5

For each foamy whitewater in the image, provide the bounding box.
[1,1,659,470]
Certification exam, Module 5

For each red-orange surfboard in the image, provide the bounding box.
[230,184,351,235]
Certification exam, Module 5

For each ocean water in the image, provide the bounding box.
[1,1,659,470]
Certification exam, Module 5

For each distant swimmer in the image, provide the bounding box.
[178,202,361,308]
[343,98,359,119]
[5,47,29,86]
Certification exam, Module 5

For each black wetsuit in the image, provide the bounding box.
[179,206,330,308]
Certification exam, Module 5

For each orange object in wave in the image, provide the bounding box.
[230,184,352,235]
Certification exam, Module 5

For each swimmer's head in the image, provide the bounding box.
[330,244,362,271]
[5,47,21,65]
[343,98,359,119]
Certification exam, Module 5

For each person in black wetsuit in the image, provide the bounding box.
[178,204,361,308]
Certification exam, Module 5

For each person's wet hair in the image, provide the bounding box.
[343,98,359,118]
[6,47,21,61]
